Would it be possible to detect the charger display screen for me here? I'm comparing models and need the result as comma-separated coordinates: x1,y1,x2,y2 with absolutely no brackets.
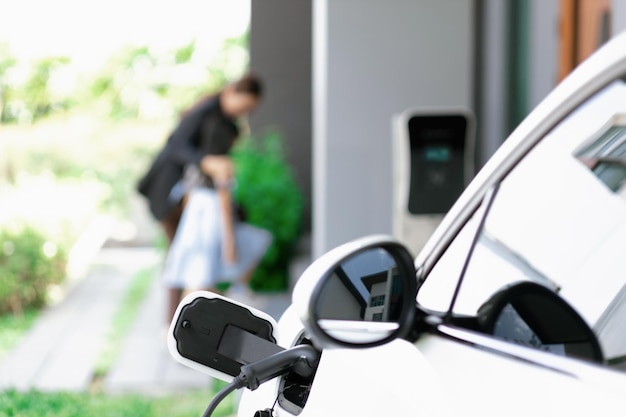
408,114,467,214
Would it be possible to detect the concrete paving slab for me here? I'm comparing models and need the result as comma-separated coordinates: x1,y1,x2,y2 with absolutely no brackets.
0,248,161,392
33,267,127,391
0,261,130,391
104,270,213,395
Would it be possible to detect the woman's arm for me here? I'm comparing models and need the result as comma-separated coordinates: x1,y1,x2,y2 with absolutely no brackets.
218,184,236,264
200,155,233,181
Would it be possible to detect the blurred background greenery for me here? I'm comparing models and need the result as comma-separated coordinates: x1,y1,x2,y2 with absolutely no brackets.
0,3,306,414
0,25,302,311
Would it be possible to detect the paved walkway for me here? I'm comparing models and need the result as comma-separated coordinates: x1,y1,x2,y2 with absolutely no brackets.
103,248,212,395
0,245,305,394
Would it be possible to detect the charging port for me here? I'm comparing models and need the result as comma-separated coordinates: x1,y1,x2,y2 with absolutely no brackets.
277,335,319,415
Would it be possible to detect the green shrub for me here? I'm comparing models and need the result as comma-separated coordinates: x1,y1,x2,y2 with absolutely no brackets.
232,132,304,291
0,389,233,417
0,308,38,360
0,226,67,314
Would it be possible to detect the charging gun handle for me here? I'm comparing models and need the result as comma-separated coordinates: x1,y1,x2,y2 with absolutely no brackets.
239,344,320,391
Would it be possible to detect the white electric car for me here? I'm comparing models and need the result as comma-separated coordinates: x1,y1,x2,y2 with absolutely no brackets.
169,30,626,417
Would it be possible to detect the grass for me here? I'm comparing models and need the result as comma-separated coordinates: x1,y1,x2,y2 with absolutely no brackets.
0,388,235,417
0,309,39,361
93,266,158,379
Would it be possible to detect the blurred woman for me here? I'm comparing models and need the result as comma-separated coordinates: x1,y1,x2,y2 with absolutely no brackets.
138,73,271,322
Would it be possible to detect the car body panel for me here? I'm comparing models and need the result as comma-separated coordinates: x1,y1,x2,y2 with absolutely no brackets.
240,329,626,417
416,330,625,417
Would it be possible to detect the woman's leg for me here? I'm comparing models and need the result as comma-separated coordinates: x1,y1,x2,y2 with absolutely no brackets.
167,288,184,324
160,203,184,324
160,203,183,244
231,224,273,288
182,287,221,299
239,264,257,286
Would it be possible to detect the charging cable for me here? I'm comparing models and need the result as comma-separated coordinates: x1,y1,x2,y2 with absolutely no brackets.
202,345,320,417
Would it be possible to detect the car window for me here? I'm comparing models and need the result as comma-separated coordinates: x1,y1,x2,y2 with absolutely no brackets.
416,207,479,312
449,80,626,367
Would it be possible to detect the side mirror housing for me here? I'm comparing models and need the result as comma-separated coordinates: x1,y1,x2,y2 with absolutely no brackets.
477,281,604,363
293,235,418,349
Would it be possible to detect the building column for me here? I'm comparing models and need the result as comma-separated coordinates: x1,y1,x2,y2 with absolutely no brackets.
313,0,475,257
249,0,313,231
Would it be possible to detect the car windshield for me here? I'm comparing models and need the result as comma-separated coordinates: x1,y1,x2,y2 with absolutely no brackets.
421,79,626,364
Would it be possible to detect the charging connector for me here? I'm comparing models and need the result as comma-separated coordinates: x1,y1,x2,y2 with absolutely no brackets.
239,344,320,390
202,345,321,417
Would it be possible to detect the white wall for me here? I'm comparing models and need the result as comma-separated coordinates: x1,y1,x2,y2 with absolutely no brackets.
529,0,559,109
614,0,626,36
313,0,475,257
478,0,509,166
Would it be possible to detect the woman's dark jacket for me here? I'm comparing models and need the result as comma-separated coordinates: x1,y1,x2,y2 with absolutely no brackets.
137,95,238,220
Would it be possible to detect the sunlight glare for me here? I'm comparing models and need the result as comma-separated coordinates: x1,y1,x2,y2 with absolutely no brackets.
0,0,250,66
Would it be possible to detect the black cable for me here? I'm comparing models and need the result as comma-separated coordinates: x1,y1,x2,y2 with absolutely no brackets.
202,375,246,417
271,383,294,413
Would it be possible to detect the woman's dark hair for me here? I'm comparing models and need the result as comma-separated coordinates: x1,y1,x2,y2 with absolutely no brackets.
180,73,264,118
232,73,263,98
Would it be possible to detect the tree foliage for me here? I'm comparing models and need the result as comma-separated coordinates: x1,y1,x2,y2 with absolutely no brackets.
0,44,17,123
0,30,249,125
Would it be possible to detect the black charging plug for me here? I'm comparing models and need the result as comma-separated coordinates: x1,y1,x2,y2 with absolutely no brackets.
239,344,320,391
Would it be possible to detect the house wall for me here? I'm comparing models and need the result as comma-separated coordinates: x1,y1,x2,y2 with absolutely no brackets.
249,0,313,230
313,0,475,257
249,0,569,258
614,1,626,34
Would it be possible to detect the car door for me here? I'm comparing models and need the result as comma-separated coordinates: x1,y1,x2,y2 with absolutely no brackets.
414,46,626,415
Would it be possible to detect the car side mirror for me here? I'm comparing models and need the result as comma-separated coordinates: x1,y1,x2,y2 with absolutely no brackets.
477,281,604,363
293,235,418,349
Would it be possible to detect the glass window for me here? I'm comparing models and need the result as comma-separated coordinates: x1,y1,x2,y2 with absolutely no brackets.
575,117,626,194
449,80,626,367
416,211,479,312
370,295,386,307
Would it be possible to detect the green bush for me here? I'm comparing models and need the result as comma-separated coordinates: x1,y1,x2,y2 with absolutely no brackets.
232,132,304,291
0,308,38,360
0,389,234,417
0,226,67,314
